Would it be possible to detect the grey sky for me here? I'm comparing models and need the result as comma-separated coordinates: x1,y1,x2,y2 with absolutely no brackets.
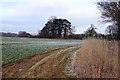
1,0,106,34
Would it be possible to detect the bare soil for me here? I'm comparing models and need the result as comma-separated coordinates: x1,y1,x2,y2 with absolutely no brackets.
2,45,80,78
3,39,117,78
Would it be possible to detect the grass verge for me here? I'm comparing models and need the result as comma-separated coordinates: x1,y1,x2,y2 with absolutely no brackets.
74,39,118,78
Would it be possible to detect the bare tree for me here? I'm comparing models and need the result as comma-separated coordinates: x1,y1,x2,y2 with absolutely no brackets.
97,1,120,39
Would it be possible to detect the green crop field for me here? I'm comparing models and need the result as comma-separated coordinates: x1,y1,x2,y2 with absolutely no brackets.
1,37,84,64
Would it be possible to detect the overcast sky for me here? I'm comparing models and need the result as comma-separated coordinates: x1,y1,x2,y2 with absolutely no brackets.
1,0,107,34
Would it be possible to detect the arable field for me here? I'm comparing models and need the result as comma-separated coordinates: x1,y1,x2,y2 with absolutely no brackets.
2,38,118,78
1,37,84,64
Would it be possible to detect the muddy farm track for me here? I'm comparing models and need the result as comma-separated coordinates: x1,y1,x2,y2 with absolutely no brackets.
3,45,80,78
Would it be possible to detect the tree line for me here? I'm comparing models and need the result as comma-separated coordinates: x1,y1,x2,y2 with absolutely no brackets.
0,23,106,40
0,19,118,40
1,0,120,40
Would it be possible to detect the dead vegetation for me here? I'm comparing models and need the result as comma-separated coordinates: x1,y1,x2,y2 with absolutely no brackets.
2,39,118,78
74,39,118,78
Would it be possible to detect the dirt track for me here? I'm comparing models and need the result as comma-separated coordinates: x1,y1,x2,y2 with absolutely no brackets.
2,45,80,78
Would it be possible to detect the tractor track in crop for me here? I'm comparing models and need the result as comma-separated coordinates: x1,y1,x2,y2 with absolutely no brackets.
2,45,81,78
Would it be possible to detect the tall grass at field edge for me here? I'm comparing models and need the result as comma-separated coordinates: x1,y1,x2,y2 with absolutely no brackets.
74,39,118,78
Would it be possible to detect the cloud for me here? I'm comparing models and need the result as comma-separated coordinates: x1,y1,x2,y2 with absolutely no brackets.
2,23,40,34
66,9,99,19
2,0,98,17
63,1,101,20
2,0,69,17
1,0,105,34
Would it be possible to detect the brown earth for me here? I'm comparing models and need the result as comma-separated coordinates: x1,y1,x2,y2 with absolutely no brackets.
2,45,80,78
3,39,118,78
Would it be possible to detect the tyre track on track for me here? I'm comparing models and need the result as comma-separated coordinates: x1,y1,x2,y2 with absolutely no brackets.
3,45,81,78
65,49,80,78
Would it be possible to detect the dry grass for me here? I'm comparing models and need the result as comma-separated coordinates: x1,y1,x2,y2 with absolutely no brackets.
74,39,118,78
